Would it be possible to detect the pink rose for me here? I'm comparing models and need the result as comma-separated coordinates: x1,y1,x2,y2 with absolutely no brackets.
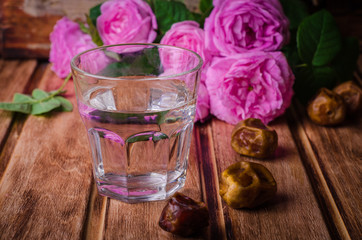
194,80,210,122
160,21,212,67
97,0,157,45
49,17,97,78
205,51,294,124
205,0,289,56
160,21,211,122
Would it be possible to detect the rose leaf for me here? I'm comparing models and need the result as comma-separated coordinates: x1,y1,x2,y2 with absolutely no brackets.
86,14,104,46
297,10,341,67
199,0,213,14
294,65,338,104
13,93,34,103
154,0,195,35
31,98,61,115
54,96,73,112
32,89,49,99
279,0,308,30
0,102,32,114
89,3,102,27
282,31,301,67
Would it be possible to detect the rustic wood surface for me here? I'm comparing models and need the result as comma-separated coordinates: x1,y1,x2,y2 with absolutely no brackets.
0,1,361,238
0,60,361,239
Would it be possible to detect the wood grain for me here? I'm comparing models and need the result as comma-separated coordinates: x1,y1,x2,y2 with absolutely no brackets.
0,66,93,239
289,101,362,240
195,122,228,240
0,60,37,146
0,61,46,179
0,59,361,239
286,61,362,239
82,183,107,240
210,118,331,240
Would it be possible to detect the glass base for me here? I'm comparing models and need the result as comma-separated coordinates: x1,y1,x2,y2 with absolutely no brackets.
95,171,186,203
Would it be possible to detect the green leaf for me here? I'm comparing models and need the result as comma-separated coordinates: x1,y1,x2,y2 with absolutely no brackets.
0,73,73,116
294,65,339,104
0,102,31,114
331,37,359,83
32,89,49,99
199,0,212,14
88,109,169,125
297,10,341,67
144,47,162,71
198,7,213,28
154,0,195,35
76,20,90,34
279,0,308,30
126,132,168,144
86,14,104,46
31,98,61,115
282,31,301,67
54,96,73,112
89,3,102,27
99,47,161,77
192,12,202,26
13,93,34,103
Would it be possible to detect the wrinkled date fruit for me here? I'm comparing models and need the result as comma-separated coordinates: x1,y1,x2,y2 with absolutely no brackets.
231,118,278,158
333,81,362,114
219,161,277,209
159,192,209,237
307,88,346,126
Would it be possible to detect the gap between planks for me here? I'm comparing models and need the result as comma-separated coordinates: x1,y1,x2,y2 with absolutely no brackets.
195,122,228,240
82,182,107,240
287,104,351,240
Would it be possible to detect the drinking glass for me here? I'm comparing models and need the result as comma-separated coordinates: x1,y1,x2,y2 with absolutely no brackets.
71,44,202,203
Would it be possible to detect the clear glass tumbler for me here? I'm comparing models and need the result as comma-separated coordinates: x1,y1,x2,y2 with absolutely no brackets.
71,44,202,203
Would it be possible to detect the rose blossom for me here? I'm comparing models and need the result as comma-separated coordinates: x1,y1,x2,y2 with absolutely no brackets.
161,21,212,67
205,51,294,124
97,0,157,45
161,21,211,122
49,17,97,78
204,0,289,56
194,80,210,122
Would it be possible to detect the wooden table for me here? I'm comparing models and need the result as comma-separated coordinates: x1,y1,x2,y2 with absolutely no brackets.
0,59,361,240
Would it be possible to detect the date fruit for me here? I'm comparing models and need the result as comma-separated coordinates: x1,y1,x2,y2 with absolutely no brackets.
333,81,362,114
219,161,277,209
159,192,209,237
307,88,346,126
231,118,278,158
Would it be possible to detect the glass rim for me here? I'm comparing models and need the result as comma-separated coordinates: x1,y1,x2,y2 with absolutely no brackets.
70,43,203,81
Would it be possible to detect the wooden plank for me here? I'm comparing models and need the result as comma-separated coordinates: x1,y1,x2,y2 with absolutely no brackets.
0,62,46,179
195,122,228,240
99,135,205,239
287,60,362,239
0,60,37,146
290,100,362,240
210,118,331,239
287,103,353,240
0,66,93,239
